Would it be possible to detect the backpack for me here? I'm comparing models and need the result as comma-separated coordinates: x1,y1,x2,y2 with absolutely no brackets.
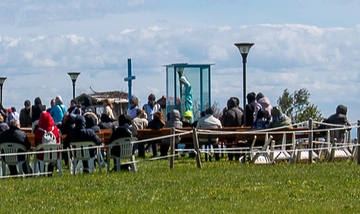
38,127,57,144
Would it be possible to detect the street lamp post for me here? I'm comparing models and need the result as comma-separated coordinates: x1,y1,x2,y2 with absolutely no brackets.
234,43,254,126
67,72,81,99
0,77,7,104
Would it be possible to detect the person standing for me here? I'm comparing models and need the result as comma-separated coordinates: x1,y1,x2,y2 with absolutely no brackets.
50,95,67,126
67,99,82,115
31,97,46,132
11,107,20,123
20,100,32,128
46,99,55,113
143,94,161,122
127,99,139,119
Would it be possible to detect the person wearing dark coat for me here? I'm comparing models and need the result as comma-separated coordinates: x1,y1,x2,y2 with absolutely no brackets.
0,120,32,175
99,113,115,131
323,104,351,143
245,92,256,127
221,98,244,161
81,96,95,113
63,115,102,172
20,100,32,127
31,97,45,123
84,112,101,133
67,99,82,115
31,97,46,132
108,114,138,158
146,111,165,157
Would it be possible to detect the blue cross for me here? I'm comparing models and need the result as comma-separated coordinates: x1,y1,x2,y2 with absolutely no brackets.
124,58,136,109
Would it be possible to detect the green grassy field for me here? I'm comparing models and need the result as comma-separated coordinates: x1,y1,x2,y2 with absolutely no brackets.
1,158,360,214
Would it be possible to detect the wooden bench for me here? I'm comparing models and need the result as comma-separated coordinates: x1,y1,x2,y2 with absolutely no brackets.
102,129,112,144
21,127,32,134
26,127,323,150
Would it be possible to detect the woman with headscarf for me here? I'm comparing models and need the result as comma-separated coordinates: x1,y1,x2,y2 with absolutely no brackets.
252,92,273,129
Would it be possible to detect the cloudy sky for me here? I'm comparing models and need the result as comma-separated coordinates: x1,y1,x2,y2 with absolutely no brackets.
0,0,359,125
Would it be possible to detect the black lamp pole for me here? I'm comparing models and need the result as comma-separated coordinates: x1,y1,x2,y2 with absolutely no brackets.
234,43,254,126
0,77,7,104
68,72,80,99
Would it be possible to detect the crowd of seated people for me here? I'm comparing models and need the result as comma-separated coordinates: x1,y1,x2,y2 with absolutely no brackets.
0,90,353,177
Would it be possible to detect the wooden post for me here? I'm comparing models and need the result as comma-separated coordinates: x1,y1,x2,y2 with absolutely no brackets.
170,127,175,169
308,119,313,163
357,120,360,165
192,128,202,169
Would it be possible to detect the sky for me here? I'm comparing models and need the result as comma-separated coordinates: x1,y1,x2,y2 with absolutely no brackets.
0,0,359,128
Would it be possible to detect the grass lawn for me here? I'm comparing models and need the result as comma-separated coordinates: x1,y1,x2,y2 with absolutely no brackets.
1,157,360,214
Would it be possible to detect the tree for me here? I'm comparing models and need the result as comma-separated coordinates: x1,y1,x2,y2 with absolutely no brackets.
277,88,322,124
211,101,223,118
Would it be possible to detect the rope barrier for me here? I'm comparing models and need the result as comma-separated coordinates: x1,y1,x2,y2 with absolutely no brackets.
0,119,359,177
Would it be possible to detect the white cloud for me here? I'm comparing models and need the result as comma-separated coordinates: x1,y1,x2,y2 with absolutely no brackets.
0,3,359,122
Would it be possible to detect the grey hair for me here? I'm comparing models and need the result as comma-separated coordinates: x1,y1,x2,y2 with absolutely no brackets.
9,119,20,129
55,95,63,104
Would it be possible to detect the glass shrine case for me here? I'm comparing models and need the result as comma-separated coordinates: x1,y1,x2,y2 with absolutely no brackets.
165,63,213,122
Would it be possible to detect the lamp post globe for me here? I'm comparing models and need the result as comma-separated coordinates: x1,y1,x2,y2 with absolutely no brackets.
234,43,254,126
68,72,81,99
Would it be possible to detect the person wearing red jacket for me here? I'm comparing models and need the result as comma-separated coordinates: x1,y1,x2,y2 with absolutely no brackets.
34,111,61,176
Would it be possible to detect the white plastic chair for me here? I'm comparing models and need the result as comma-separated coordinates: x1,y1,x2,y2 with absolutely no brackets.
250,135,274,164
0,143,30,176
107,137,138,172
33,144,63,176
271,132,295,162
69,141,101,175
